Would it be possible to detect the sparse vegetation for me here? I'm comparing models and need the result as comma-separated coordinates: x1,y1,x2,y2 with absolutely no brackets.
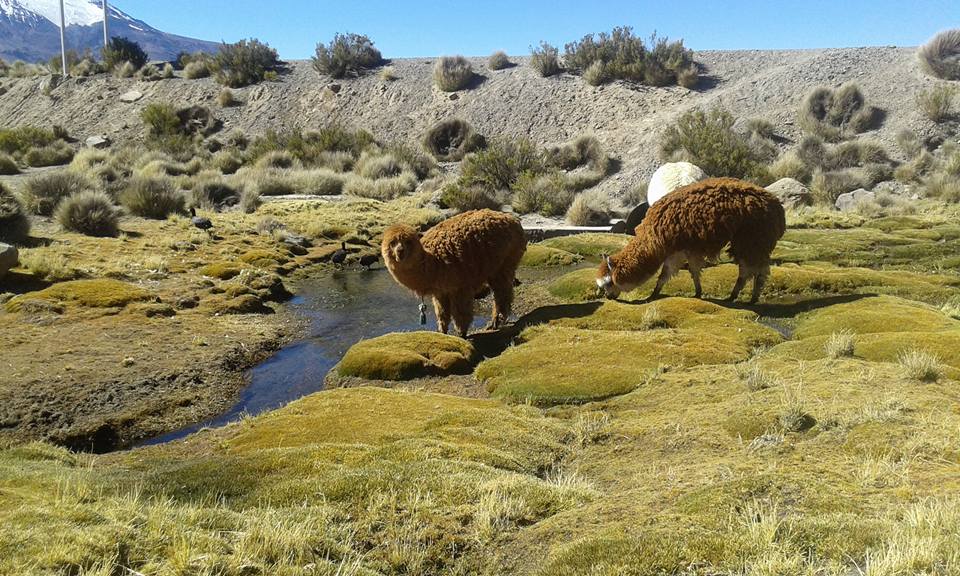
55,191,119,237
488,50,511,70
565,190,610,225
916,84,956,122
101,36,148,70
215,38,281,87
0,152,18,175
23,140,74,167
439,183,501,212
530,42,561,77
141,103,182,138
422,118,486,161
184,60,212,79
312,32,383,78
660,105,773,180
824,329,856,358
20,172,95,216
433,55,474,91
918,28,960,80
0,182,30,243
562,27,696,87
119,177,186,219
218,88,237,107
898,349,943,382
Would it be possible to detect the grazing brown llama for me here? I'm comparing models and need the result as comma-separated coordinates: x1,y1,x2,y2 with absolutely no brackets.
597,177,786,303
382,209,527,336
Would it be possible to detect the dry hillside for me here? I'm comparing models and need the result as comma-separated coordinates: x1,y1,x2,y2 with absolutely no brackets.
0,46,946,200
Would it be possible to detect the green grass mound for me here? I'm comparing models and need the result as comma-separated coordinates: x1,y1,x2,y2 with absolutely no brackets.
521,244,583,267
6,279,153,311
0,388,591,575
476,321,763,406
546,298,782,349
767,330,960,379
538,233,628,258
775,225,960,270
199,261,244,280
548,263,959,304
338,331,477,381
793,295,959,338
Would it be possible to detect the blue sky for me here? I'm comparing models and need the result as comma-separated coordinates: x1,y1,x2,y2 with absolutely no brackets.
110,0,959,59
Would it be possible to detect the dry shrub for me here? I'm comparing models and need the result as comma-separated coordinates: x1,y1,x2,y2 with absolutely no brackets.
918,29,960,80
0,182,30,243
916,84,956,122
799,84,880,140
566,191,611,225
460,138,542,191
0,153,19,175
440,183,501,212
184,61,211,79
21,172,95,216
583,60,608,86
530,42,561,77
488,51,511,70
120,177,185,219
512,172,575,216
55,191,119,237
312,32,382,78
563,27,695,87
433,56,474,91
218,88,237,107
422,119,486,162
660,105,771,180
24,141,74,167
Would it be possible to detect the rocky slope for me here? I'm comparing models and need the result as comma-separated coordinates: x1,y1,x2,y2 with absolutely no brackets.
0,46,947,199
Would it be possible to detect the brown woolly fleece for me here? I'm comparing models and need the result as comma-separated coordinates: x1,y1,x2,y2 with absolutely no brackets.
382,209,527,336
597,177,786,303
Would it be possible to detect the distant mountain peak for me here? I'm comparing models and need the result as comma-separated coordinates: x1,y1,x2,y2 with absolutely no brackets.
0,0,218,63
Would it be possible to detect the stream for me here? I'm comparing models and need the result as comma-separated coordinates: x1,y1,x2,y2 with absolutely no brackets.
141,268,489,445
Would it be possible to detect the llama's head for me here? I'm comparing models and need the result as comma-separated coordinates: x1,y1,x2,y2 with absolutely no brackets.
596,254,621,299
381,224,423,269
596,252,656,299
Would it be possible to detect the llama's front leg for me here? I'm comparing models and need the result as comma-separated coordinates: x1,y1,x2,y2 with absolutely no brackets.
432,295,451,334
487,274,515,329
451,291,475,338
687,253,705,299
728,263,751,302
749,263,771,304
650,253,684,300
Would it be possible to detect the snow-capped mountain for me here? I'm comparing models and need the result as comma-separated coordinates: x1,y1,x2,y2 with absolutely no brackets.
0,0,219,63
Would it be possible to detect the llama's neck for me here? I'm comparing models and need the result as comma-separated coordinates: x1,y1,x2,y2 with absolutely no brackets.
613,229,667,287
390,250,442,297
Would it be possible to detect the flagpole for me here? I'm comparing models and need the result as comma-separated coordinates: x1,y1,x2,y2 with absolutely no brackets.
103,0,109,48
58,0,68,76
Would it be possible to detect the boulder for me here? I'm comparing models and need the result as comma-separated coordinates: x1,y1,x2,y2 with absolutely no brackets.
84,135,111,149
872,180,910,197
119,90,143,103
0,243,17,281
766,178,813,208
836,189,875,212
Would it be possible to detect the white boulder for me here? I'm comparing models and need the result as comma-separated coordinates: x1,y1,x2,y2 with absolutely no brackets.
647,162,707,205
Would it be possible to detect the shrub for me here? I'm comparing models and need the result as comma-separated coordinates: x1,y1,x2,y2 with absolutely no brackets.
239,188,261,213
677,64,699,89
0,152,20,175
312,33,382,78
136,63,163,81
210,150,244,174
0,182,30,243
918,29,960,80
343,171,417,200
659,105,769,180
141,103,182,138
379,66,397,81
215,38,281,87
799,84,880,140
824,330,855,359
810,169,869,205
422,118,486,161
512,171,576,216
0,126,56,156
354,151,403,179
566,191,611,225
114,61,137,78
563,27,695,87
184,61,211,79
530,42,561,77
55,191,119,236
192,178,239,207
545,135,609,173
583,60,608,86
898,350,942,382
162,63,174,79
768,152,811,182
924,173,960,202
218,88,237,107
433,56,474,92
23,141,74,167
488,51,511,70
916,84,956,122
440,183,501,212
21,172,94,215
460,138,542,191
384,143,437,179
119,177,185,219
896,129,924,159
102,36,148,70
255,150,299,169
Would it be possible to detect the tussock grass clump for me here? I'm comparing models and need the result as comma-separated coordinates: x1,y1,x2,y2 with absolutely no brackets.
488,50,511,70
23,140,74,167
530,42,562,77
563,27,695,87
916,84,956,122
439,183,501,212
141,103,182,138
379,66,397,81
183,60,212,79
354,150,403,179
778,383,814,432
215,38,281,87
0,126,56,157
136,63,163,81
101,36,148,70
255,150,300,170
192,177,239,207
824,330,856,359
312,32,383,78
113,60,137,78
433,56,474,92
565,190,611,225
923,173,960,202
898,349,943,382
660,105,772,180
55,191,119,237
20,172,95,216
0,182,30,243
218,87,237,107
0,152,19,175
545,135,609,174
737,360,775,391
422,118,486,161
119,177,185,219
799,83,880,140
512,172,576,216
343,171,417,200
211,150,244,174
239,188,262,214
918,29,960,80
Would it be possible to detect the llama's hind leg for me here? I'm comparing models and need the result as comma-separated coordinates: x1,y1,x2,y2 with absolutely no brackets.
488,273,516,329
651,252,685,299
728,262,752,302
687,253,705,299
750,263,771,304
433,295,451,334
451,291,475,338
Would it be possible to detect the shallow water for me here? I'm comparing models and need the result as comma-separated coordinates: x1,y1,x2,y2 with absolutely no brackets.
141,269,488,446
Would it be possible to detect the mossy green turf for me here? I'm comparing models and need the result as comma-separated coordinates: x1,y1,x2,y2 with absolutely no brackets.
520,244,583,267
338,331,477,380
791,295,960,338
5,279,153,311
538,233,628,258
